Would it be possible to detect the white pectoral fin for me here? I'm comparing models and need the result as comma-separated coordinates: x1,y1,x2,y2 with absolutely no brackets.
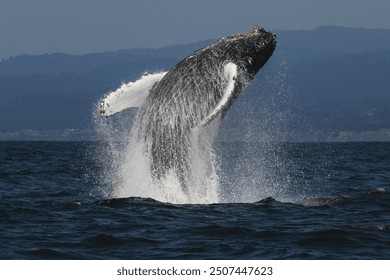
99,71,167,116
200,62,237,126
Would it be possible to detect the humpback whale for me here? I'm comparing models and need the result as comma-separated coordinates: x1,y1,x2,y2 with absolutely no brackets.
99,25,276,198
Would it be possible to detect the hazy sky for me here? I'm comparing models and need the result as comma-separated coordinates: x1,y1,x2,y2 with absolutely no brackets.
1,0,390,59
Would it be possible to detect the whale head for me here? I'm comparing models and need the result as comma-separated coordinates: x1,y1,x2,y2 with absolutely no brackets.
221,25,277,80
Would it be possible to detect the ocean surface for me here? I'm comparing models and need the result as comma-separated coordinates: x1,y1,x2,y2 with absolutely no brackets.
0,141,389,259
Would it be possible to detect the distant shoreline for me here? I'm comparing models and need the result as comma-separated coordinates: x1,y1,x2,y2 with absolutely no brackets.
1,129,389,142
1,26,390,141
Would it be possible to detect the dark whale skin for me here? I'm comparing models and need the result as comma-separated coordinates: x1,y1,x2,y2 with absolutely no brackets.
133,26,277,190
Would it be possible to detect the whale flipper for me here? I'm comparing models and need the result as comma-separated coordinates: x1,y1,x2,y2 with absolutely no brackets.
200,62,238,126
100,72,167,116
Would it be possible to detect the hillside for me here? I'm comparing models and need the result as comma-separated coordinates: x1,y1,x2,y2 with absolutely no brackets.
0,26,389,141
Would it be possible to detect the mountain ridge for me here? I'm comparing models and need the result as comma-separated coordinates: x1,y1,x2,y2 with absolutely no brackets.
1,26,389,141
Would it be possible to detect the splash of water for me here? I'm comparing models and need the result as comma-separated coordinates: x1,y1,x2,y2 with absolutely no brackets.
214,54,301,203
112,119,221,204
93,70,224,204
93,55,295,204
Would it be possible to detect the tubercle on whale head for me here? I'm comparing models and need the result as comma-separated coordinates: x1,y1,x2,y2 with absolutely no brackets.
245,24,266,37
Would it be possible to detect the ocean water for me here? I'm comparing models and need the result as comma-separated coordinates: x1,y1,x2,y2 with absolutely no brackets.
0,141,389,259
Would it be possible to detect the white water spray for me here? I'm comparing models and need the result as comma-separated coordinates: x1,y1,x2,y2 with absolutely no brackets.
94,63,291,204
94,73,224,204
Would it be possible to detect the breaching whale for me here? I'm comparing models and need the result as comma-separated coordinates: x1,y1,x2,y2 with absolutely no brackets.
99,25,276,197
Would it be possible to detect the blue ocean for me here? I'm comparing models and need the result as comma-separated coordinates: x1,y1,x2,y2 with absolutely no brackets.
0,141,389,259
